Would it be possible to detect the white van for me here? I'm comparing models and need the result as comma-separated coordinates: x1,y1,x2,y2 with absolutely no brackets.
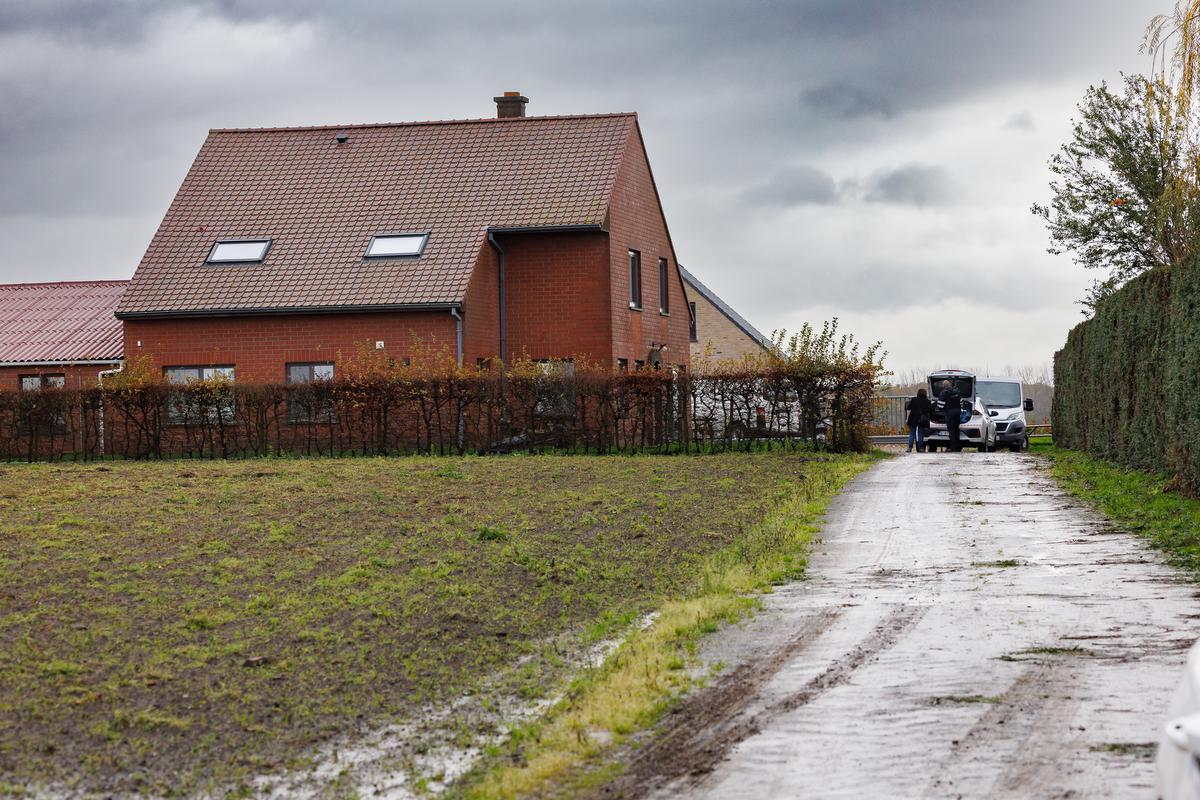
975,376,1035,452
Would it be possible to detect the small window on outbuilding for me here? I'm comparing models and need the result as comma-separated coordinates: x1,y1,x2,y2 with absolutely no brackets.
19,374,65,391
208,240,271,263
366,233,429,258
689,301,698,342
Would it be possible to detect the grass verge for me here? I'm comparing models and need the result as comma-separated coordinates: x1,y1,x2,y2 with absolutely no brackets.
0,450,873,796
452,451,881,799
1034,441,1200,575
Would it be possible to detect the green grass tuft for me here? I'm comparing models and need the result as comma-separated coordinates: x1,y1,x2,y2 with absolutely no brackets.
1037,443,1200,576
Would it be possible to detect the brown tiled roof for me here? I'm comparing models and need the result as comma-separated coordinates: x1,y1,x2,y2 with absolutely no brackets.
117,113,637,316
0,281,127,363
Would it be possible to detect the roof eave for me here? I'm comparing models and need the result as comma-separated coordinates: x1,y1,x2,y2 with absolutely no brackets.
485,223,607,235
0,358,123,367
115,302,463,320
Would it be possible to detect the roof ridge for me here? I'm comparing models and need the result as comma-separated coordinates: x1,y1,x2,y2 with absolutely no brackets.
0,280,130,290
209,111,638,135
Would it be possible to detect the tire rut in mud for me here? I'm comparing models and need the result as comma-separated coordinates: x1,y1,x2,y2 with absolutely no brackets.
590,603,928,799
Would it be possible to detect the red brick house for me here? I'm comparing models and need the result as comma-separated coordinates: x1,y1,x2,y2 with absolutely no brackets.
0,281,126,390
116,93,691,386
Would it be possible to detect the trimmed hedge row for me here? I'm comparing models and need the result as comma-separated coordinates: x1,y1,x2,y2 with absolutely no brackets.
0,367,877,461
1053,262,1200,490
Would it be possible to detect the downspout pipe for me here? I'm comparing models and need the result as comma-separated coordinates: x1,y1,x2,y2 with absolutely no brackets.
450,306,464,368
449,307,465,451
487,231,507,366
96,362,124,458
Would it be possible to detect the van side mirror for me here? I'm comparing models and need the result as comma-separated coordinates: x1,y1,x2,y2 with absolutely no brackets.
1024,398,1034,412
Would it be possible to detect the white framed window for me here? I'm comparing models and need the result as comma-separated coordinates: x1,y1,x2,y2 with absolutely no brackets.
165,366,235,384
365,233,429,258
286,363,334,384
19,374,65,391
207,240,271,263
286,362,336,423
163,366,236,424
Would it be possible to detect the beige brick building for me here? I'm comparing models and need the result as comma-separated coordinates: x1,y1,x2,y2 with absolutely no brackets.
681,266,772,365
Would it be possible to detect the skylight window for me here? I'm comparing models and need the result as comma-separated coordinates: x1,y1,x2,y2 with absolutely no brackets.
208,239,271,263
366,233,428,258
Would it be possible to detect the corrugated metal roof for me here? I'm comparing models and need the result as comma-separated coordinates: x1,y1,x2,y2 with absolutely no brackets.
679,265,773,349
117,113,637,316
0,281,127,363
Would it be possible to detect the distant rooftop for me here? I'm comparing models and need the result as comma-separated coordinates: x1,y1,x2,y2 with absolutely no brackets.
679,266,772,349
0,281,127,364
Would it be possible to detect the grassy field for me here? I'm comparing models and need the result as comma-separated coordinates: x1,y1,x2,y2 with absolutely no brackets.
0,451,871,796
1035,442,1200,575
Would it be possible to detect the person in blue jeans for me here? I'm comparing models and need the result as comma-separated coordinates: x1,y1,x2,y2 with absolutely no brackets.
905,388,932,453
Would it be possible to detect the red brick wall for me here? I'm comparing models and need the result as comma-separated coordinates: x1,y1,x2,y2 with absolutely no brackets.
498,231,612,365
122,312,458,382
606,123,691,370
462,239,501,365
0,363,119,391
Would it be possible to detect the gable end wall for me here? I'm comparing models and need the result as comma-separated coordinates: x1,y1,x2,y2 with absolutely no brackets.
606,124,690,368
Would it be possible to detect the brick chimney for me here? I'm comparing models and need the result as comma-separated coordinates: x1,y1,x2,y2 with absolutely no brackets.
494,91,529,118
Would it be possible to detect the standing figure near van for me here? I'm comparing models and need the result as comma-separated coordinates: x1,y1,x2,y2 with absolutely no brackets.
938,379,963,452
905,388,932,453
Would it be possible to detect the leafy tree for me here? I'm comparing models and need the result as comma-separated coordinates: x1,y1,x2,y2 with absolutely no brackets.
1032,73,1199,310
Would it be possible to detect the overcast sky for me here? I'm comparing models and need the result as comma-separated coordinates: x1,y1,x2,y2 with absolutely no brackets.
0,0,1158,375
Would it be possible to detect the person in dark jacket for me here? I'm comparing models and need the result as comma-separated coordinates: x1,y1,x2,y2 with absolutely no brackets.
938,379,963,452
905,388,932,453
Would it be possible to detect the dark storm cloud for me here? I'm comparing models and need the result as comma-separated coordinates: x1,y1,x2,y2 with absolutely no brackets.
743,166,839,206
801,84,894,121
862,165,956,207
0,0,1158,368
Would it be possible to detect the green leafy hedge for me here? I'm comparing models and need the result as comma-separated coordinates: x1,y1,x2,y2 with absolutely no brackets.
1054,262,1200,491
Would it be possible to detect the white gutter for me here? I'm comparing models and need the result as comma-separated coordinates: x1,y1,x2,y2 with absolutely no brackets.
450,307,464,368
96,362,124,457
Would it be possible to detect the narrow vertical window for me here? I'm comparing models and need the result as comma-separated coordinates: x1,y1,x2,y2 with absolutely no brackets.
628,250,642,309
658,258,669,314
689,301,698,342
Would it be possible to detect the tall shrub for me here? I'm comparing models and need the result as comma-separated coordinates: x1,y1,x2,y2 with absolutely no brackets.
1053,261,1200,491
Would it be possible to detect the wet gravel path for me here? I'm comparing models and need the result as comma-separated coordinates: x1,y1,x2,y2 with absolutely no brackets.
597,453,1199,799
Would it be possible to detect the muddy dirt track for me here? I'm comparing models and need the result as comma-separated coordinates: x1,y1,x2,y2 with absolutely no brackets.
593,453,1199,799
